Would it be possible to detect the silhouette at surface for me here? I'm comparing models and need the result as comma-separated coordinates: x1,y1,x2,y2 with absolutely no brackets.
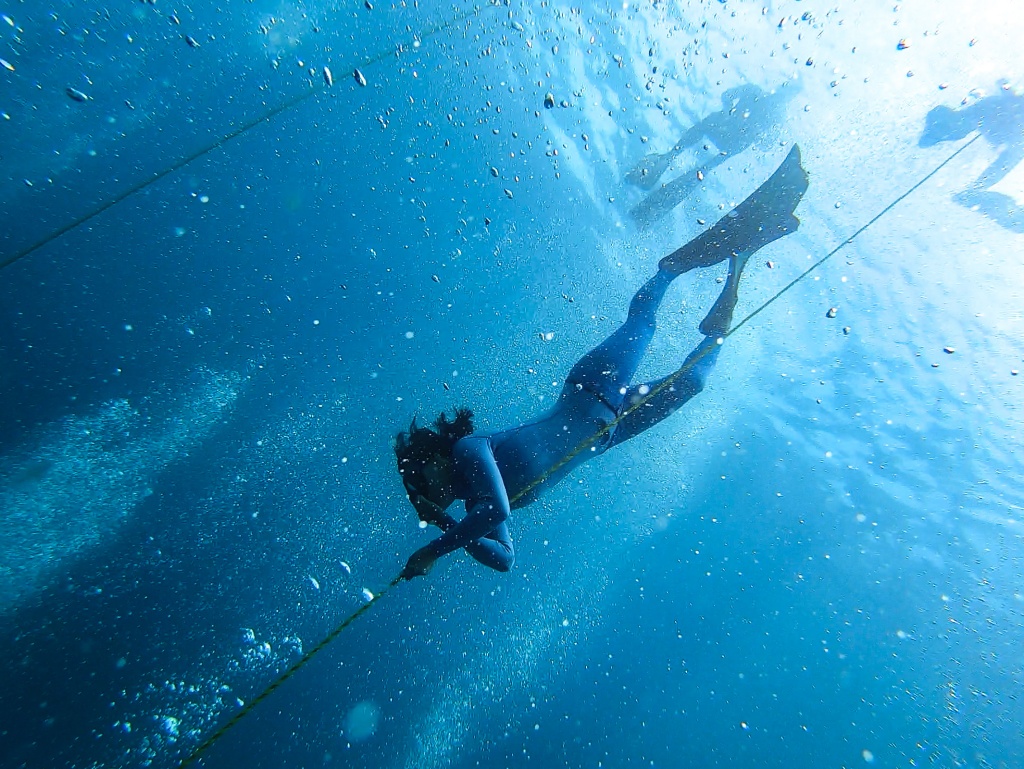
627,84,793,229
920,85,1024,233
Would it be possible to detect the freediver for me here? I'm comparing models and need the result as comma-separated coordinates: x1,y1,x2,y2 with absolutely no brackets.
627,83,793,230
919,84,1024,233
395,146,809,580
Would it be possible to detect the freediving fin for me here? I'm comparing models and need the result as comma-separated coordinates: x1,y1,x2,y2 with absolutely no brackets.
659,144,808,275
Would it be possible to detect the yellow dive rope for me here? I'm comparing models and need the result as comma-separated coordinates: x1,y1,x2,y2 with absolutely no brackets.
0,3,494,272
177,133,980,766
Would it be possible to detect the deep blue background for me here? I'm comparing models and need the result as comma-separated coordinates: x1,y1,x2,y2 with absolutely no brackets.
2,2,1022,769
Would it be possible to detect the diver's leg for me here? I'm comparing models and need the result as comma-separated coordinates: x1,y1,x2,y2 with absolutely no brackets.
608,337,721,448
560,268,675,409
607,208,776,448
630,154,727,230
659,144,808,275
699,248,750,337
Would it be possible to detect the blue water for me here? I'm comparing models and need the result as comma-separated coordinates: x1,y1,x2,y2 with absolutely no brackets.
2,2,1023,768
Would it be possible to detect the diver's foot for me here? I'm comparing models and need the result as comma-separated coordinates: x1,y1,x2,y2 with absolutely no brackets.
699,251,751,337
658,145,808,276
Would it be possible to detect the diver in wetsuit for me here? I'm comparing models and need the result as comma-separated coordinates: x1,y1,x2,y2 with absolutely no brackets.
919,85,1024,232
395,146,809,580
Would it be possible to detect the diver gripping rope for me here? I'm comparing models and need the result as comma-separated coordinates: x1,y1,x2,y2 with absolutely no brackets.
175,140,979,766
0,3,493,272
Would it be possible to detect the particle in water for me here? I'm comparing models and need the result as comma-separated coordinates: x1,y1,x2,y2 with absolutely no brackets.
826,307,838,318
344,700,381,742
543,92,555,109
353,68,367,87
943,346,955,354
161,716,181,737
843,326,851,335
323,66,333,87
897,39,910,50
340,562,351,575
308,575,320,590
0,58,13,72
184,34,199,48
66,87,89,102
504,188,514,199
490,166,499,177
361,588,374,602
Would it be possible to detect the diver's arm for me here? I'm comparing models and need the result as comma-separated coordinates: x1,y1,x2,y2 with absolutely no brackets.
670,121,708,155
464,523,514,572
401,436,512,578
431,436,511,557
414,495,514,572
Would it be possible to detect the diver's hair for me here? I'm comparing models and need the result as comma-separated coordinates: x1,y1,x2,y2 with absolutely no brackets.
394,407,475,489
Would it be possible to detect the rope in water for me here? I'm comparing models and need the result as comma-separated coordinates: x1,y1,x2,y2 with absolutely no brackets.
176,134,980,765
0,2,493,273
178,574,404,767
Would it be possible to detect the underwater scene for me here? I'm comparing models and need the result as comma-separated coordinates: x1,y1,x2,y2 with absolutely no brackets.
1,1,1022,767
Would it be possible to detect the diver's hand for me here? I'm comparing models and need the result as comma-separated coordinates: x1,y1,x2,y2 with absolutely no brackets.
400,545,438,581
